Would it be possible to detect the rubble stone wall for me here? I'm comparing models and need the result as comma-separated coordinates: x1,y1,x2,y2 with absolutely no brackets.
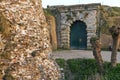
0,0,60,80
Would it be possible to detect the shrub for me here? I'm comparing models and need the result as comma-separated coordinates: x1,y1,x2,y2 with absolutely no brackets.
56,58,120,80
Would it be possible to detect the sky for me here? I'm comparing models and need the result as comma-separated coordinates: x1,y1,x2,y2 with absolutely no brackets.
42,0,120,8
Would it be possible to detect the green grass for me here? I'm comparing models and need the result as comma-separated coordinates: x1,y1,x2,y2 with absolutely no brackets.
56,59,66,69
67,59,98,74
56,58,120,80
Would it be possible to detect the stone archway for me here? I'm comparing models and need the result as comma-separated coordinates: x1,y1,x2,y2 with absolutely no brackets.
59,9,98,49
70,20,87,49
48,3,101,49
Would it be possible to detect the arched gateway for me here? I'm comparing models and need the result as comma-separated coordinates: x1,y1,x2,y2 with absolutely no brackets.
48,3,101,49
70,21,87,49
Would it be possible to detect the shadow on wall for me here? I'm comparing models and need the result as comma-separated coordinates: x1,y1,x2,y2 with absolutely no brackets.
45,15,58,50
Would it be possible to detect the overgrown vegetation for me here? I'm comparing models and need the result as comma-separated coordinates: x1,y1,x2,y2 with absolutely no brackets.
90,37,99,42
43,9,53,16
110,7,120,17
56,58,120,80
99,6,120,35
56,59,66,69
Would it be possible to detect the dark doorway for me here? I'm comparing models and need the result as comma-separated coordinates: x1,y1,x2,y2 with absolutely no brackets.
70,20,87,49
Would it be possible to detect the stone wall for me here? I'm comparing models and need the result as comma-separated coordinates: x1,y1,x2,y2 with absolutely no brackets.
100,34,120,49
0,0,60,80
45,15,57,50
100,34,112,49
48,4,101,49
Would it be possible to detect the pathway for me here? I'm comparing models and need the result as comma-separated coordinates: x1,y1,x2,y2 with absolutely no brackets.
53,50,120,63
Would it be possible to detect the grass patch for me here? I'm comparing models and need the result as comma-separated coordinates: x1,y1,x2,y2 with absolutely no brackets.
56,59,66,69
56,58,120,80
67,59,98,75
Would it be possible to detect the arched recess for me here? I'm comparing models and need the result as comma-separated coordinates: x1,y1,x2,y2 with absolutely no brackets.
70,20,87,49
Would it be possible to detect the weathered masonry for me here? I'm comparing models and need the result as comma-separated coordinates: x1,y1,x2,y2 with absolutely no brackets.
0,0,60,79
48,3,101,49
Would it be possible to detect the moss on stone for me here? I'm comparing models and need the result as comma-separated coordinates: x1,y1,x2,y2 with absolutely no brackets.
90,37,99,42
3,74,15,80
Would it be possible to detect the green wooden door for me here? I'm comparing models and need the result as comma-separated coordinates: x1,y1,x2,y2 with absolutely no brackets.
70,21,87,49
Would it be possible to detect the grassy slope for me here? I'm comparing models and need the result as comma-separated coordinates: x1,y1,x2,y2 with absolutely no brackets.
100,6,120,35
110,7,120,17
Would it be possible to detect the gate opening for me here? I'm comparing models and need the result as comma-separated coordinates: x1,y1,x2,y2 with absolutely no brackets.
70,20,87,49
